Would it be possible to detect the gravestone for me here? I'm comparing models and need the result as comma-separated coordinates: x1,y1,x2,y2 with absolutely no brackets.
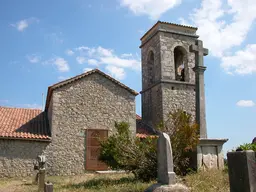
44,181,53,192
145,133,189,192
227,150,256,192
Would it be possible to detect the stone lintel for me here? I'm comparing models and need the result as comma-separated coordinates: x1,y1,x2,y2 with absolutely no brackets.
140,80,195,94
193,66,207,73
199,138,228,146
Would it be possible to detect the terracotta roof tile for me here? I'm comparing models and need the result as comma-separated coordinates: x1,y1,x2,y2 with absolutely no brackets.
136,133,158,138
0,106,50,141
136,117,158,136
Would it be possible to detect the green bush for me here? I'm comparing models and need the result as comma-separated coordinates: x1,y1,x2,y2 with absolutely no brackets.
99,110,199,181
158,109,199,175
99,122,157,182
236,143,256,151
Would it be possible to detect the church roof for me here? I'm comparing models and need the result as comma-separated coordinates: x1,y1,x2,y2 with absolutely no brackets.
0,106,149,140
45,69,139,110
140,21,198,45
0,106,51,141
136,114,159,138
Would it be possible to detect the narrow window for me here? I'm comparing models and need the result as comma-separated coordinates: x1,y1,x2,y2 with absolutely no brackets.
174,46,187,82
147,51,155,85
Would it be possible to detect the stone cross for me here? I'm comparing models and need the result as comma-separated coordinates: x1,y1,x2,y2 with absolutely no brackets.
157,133,176,185
190,40,208,138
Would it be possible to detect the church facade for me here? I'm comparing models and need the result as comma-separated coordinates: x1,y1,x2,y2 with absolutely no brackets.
0,21,227,177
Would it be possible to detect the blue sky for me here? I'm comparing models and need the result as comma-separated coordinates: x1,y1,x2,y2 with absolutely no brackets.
0,0,256,152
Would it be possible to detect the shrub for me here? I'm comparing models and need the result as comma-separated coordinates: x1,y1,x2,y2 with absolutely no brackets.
235,143,256,151
99,109,199,181
158,109,199,175
99,122,157,182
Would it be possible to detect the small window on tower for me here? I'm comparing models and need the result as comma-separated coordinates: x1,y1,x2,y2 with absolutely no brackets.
147,51,155,85
174,46,187,82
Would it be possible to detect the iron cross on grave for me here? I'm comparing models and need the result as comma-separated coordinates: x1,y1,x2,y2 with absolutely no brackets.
190,40,208,138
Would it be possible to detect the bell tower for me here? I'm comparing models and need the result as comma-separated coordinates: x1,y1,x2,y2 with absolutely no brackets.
140,21,198,127
140,21,228,171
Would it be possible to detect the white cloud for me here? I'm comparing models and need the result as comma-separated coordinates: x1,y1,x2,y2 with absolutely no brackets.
58,76,69,81
76,56,86,64
88,59,99,66
97,46,113,57
11,17,39,32
186,0,256,58
74,45,140,79
236,100,255,107
105,65,126,80
221,44,256,75
54,58,69,72
100,56,140,71
21,103,42,109
120,0,182,20
121,53,133,58
181,0,256,75
43,57,69,72
66,49,74,56
75,45,141,71
26,54,41,63
83,68,93,72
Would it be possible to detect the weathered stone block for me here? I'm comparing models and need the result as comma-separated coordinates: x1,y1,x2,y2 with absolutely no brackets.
44,182,53,192
227,150,256,192
145,183,189,192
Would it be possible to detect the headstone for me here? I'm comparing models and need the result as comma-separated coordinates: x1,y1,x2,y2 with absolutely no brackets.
157,133,176,185
44,182,53,192
145,133,189,192
227,150,256,192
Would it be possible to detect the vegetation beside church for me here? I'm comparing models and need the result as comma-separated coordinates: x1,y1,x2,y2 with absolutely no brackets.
99,109,199,181
235,143,256,151
99,122,157,182
158,109,199,175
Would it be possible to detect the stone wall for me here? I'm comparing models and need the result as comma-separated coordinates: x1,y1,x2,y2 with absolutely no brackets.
45,73,136,175
0,139,48,177
141,28,197,126
159,31,197,83
141,33,162,125
162,83,196,122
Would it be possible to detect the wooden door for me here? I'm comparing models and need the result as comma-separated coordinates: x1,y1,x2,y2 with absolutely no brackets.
85,129,108,171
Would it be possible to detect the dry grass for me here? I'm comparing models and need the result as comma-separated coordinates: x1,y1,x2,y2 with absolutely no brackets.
0,173,153,192
0,170,229,192
184,169,229,192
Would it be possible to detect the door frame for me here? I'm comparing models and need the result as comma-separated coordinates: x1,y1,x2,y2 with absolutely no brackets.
85,129,108,171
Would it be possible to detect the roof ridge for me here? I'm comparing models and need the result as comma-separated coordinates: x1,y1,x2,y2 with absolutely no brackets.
140,20,197,41
0,106,42,111
45,68,138,110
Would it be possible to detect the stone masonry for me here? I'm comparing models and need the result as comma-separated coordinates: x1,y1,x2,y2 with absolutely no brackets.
44,72,136,175
0,71,136,177
140,21,228,171
0,139,48,177
140,22,198,127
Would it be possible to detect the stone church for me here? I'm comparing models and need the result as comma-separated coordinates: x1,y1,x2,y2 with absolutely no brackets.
0,21,227,177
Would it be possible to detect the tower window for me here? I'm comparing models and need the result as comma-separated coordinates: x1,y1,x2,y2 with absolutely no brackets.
147,51,155,85
174,46,187,82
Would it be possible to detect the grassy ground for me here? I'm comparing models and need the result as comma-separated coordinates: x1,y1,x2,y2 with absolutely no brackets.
0,170,229,192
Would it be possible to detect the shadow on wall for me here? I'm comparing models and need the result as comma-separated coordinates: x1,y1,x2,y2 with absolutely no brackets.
15,111,50,137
